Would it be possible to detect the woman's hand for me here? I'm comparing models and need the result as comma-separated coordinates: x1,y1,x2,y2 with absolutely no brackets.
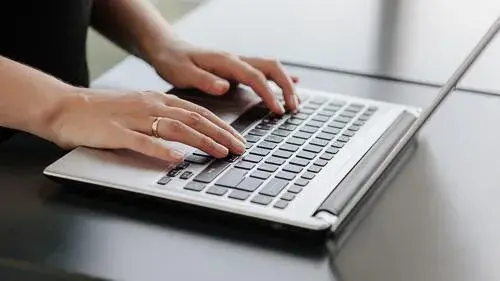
47,88,246,163
149,40,300,114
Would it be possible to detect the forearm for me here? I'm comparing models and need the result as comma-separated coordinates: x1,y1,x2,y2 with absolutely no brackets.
90,0,178,64
0,56,74,140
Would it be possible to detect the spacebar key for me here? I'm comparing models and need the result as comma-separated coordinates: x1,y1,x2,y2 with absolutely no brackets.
193,160,231,183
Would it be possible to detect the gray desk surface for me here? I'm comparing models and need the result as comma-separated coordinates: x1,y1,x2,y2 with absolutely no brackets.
175,0,500,95
2,2,500,281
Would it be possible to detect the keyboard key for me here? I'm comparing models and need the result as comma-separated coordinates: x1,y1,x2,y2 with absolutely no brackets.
228,190,252,201
292,113,310,120
265,135,284,143
193,150,212,158
316,132,335,141
257,141,277,150
259,178,289,196
249,148,270,157
329,100,347,107
243,154,264,163
250,170,272,180
235,160,256,170
185,155,212,164
176,162,190,170
328,121,346,129
320,153,335,160
304,103,321,110
245,142,254,149
283,164,303,174
279,124,298,131
184,181,206,192
299,125,318,134
288,185,303,194
265,156,286,166
257,163,279,172
348,125,361,131
236,177,264,192
279,143,300,152
322,127,341,135
342,131,355,137
362,111,374,117
310,97,328,104
272,129,291,137
318,110,336,117
248,129,267,136
337,136,350,143
353,120,365,126
180,171,193,180
286,137,306,146
251,194,274,205
307,165,322,173
293,131,313,140
193,160,231,183
157,176,171,185
301,172,316,180
299,108,315,114
345,106,362,113
297,151,316,160
290,157,310,167
367,106,378,112
215,168,247,187
358,115,369,121
256,124,272,130
310,138,329,147
224,154,240,162
312,115,330,122
303,144,322,153
275,171,296,180
206,186,229,196
281,192,296,201
340,111,356,118
244,134,260,143
168,168,183,177
306,120,324,128
350,103,364,108
273,150,293,159
326,147,339,154
314,159,328,167
285,118,303,125
294,178,310,186
273,200,289,209
334,117,351,123
331,141,345,148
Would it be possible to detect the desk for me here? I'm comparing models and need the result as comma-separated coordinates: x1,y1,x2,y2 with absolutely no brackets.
2,2,500,281
175,0,500,95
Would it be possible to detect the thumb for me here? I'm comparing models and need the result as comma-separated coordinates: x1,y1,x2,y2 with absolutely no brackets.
188,67,230,95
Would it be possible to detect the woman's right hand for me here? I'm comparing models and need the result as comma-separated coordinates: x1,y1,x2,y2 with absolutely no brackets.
47,88,246,163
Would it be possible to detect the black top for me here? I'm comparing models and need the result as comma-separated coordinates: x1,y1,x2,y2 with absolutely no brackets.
0,0,93,141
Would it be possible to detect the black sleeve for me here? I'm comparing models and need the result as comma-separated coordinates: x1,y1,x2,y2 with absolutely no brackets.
0,127,16,143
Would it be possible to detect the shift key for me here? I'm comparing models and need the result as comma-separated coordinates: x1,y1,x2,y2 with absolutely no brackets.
193,160,231,183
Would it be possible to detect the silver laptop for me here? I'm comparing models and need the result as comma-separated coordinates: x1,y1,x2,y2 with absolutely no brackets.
43,17,499,243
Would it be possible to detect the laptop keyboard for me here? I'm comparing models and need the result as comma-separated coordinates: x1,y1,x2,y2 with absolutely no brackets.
156,95,378,210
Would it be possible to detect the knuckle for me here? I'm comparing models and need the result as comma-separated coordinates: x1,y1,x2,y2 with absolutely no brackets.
216,129,228,142
167,120,185,134
196,105,212,118
186,111,202,126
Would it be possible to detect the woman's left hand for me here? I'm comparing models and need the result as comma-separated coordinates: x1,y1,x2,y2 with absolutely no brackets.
150,40,300,115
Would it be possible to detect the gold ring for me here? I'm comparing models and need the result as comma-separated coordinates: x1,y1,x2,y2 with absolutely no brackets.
151,117,161,138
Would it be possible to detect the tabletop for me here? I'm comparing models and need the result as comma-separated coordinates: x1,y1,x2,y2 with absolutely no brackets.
174,0,500,95
2,1,500,281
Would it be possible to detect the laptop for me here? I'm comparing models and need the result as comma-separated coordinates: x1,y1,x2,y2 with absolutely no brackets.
43,17,500,244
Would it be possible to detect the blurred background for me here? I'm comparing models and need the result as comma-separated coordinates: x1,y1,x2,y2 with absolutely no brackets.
86,0,206,80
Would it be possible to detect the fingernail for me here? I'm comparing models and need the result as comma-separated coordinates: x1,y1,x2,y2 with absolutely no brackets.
234,140,246,155
170,150,184,162
213,80,229,94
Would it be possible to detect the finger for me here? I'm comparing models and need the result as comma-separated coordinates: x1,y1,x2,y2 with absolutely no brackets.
164,95,246,143
195,54,285,114
157,118,229,158
122,130,185,163
243,57,299,112
184,66,231,96
159,106,245,155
